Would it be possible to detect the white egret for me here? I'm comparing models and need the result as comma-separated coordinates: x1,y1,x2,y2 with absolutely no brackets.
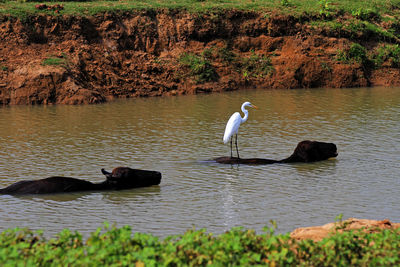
223,101,258,158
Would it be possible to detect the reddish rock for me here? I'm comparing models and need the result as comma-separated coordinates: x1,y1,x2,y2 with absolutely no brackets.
35,4,63,12
35,4,48,10
290,218,400,242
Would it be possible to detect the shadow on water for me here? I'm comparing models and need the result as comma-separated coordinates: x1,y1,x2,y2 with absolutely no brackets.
199,157,337,173
6,186,161,203
287,158,338,176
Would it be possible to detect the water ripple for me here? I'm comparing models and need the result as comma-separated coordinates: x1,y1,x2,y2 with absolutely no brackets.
0,87,399,238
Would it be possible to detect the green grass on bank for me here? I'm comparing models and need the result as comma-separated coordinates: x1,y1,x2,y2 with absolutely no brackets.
1,0,400,17
0,223,399,266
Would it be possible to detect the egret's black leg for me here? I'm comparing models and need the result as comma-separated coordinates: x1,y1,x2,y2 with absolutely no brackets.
230,137,233,158
235,134,240,159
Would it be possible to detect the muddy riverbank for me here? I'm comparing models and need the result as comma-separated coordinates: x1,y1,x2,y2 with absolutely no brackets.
1,10,400,105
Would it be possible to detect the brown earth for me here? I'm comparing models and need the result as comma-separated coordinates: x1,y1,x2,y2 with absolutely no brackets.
1,10,400,105
290,218,400,242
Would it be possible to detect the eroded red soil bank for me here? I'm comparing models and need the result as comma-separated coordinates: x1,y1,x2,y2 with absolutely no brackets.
1,10,400,105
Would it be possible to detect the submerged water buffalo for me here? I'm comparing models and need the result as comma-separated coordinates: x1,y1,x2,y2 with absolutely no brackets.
215,140,338,164
0,167,161,195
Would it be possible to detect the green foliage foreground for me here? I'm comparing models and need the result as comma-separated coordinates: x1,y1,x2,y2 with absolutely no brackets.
0,224,399,266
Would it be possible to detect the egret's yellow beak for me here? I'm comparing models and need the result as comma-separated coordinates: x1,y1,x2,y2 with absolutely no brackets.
252,105,258,109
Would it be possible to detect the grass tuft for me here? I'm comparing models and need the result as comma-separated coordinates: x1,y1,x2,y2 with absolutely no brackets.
42,53,70,70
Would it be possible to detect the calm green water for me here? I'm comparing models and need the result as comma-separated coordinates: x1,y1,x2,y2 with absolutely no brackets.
0,87,399,238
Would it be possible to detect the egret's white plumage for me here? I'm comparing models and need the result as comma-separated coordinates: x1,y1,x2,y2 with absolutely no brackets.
223,101,257,158
223,112,243,144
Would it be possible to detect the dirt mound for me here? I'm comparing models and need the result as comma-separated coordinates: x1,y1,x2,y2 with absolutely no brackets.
290,218,400,241
1,11,399,105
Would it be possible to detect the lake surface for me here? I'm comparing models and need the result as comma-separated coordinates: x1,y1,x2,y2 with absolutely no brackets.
0,87,399,238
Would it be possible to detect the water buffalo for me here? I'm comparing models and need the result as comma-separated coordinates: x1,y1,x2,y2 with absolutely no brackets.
215,140,338,164
0,167,161,195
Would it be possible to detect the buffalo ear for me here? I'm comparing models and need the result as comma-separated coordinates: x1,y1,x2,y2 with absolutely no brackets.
101,168,113,179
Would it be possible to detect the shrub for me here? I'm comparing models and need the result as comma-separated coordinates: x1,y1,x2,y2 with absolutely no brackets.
372,44,400,67
179,51,219,83
218,45,236,65
239,51,274,78
281,0,291,7
348,43,368,63
336,43,369,65
352,8,381,22
318,0,331,15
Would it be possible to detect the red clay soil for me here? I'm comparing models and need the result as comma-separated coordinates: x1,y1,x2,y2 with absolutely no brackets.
290,218,400,242
1,10,400,105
